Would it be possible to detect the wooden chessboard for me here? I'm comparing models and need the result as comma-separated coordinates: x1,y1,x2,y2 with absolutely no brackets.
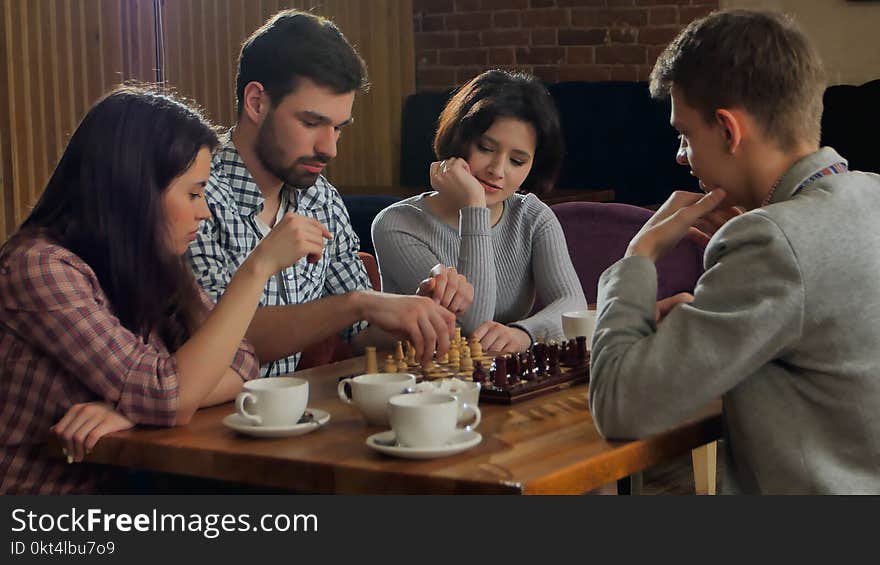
477,357,590,404
412,341,591,405
352,337,591,405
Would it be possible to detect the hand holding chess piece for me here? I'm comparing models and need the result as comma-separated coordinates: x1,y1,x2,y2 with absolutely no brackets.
355,293,455,366
249,212,332,270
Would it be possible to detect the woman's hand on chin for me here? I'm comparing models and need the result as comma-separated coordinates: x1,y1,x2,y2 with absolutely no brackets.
429,158,486,209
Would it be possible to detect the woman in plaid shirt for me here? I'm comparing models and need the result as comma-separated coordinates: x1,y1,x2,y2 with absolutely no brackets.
0,87,328,493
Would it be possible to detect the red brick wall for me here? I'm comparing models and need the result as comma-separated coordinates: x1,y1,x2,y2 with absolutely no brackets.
413,0,719,91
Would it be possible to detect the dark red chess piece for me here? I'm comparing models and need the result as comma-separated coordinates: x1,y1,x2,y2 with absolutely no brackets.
548,342,560,376
575,335,588,362
472,361,487,383
534,344,547,375
508,354,520,378
494,356,508,388
526,350,537,378
519,352,533,380
560,341,572,365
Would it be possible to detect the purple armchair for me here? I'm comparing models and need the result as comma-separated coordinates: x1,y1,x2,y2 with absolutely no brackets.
551,201,706,304
552,201,716,494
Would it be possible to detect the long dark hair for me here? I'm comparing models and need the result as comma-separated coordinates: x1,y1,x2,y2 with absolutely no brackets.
433,70,564,194
12,85,218,351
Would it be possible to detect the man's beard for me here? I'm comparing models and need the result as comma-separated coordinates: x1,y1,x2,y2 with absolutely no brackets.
255,114,326,189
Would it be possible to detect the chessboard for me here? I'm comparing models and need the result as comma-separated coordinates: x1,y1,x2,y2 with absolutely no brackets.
359,329,591,405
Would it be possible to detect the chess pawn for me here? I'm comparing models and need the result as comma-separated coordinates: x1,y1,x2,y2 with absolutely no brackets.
449,346,460,366
459,353,474,373
384,355,398,374
394,341,405,363
365,346,378,374
460,344,471,361
438,350,449,364
405,341,417,365
426,362,445,380
397,358,409,373
469,338,483,359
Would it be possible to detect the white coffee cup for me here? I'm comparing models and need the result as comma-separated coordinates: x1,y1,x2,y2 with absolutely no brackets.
235,377,308,427
562,310,598,345
388,392,481,448
337,373,417,426
447,380,481,425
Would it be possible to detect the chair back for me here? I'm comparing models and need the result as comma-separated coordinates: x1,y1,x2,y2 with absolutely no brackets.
358,251,381,293
552,201,705,304
342,195,403,255
296,252,381,371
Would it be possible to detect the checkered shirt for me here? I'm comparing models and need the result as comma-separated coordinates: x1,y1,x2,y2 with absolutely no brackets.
0,235,260,493
189,132,370,377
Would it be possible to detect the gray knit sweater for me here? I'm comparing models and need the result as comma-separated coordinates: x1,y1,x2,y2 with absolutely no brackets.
371,192,587,340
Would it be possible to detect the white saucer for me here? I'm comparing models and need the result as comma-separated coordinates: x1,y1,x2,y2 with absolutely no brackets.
223,409,330,438
366,429,482,459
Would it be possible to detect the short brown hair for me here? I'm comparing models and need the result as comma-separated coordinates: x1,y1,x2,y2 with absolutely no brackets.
433,70,564,194
236,10,369,115
649,10,824,149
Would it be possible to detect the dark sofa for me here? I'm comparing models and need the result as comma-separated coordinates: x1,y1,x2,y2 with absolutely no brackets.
400,79,880,206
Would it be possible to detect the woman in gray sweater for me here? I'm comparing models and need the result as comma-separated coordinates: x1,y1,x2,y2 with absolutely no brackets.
372,70,586,352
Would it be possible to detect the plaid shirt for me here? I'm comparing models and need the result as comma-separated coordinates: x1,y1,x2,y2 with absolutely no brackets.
0,235,259,494
189,132,370,377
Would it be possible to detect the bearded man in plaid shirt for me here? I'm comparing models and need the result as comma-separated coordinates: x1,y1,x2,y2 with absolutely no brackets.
190,11,472,377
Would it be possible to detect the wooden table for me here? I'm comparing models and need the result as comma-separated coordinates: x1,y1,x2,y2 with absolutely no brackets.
85,356,721,494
